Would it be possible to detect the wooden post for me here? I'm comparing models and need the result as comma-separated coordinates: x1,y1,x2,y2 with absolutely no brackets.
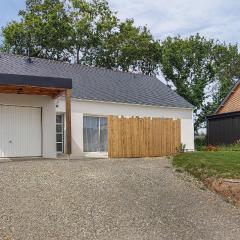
65,89,72,155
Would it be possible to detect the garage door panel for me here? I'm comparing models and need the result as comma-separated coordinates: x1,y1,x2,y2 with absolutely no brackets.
0,105,14,157
0,105,42,157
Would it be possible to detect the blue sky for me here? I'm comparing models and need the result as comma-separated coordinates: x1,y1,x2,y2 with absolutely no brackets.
1,0,240,44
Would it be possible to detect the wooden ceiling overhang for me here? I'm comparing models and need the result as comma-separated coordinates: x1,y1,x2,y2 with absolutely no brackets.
0,73,72,98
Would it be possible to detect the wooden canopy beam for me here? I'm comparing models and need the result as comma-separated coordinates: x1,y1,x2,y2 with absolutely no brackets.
0,85,65,98
65,89,72,155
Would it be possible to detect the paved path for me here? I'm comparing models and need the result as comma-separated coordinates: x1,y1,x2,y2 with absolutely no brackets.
0,158,239,240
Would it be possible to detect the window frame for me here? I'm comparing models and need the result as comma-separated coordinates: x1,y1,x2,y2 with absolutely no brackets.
56,114,64,153
83,115,108,153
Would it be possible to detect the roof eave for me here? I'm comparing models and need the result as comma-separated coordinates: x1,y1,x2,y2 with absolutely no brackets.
71,97,195,110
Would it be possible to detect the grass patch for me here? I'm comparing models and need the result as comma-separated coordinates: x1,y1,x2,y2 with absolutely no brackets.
216,144,240,151
173,151,240,180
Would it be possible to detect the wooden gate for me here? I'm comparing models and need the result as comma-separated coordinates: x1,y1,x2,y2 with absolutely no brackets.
108,116,181,158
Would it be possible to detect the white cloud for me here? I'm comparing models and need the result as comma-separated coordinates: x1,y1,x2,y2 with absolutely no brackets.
108,0,240,44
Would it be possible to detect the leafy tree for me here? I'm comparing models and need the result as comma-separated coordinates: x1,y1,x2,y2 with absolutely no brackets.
160,34,240,132
68,0,119,64
3,0,72,60
195,43,240,130
212,43,240,102
1,21,27,54
68,1,160,73
2,0,160,74
92,19,161,74
160,35,215,108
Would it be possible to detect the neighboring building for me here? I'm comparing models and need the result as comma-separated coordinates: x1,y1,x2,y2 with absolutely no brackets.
207,80,240,145
0,53,194,158
216,80,240,114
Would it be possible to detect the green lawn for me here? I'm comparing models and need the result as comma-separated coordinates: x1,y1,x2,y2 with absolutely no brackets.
173,151,240,180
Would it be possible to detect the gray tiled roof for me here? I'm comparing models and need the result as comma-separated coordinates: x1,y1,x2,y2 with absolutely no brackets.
0,53,193,109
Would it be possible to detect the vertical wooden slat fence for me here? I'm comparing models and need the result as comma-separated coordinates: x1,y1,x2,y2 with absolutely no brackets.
108,116,181,158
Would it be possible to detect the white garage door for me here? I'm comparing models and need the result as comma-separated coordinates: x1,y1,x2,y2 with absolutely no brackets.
0,105,42,157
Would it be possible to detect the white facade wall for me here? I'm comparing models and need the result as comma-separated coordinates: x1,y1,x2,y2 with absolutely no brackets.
0,93,56,158
57,98,194,157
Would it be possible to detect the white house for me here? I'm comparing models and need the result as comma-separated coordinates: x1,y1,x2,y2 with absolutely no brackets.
0,53,194,158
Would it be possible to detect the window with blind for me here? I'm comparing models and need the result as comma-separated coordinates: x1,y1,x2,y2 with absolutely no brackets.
83,116,108,152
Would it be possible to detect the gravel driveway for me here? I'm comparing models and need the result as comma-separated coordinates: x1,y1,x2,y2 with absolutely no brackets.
0,157,240,240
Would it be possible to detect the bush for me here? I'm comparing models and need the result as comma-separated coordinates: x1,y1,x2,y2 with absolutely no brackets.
195,136,207,151
216,143,240,151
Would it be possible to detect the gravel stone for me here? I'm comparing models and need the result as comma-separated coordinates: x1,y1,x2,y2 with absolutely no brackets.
0,157,239,240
